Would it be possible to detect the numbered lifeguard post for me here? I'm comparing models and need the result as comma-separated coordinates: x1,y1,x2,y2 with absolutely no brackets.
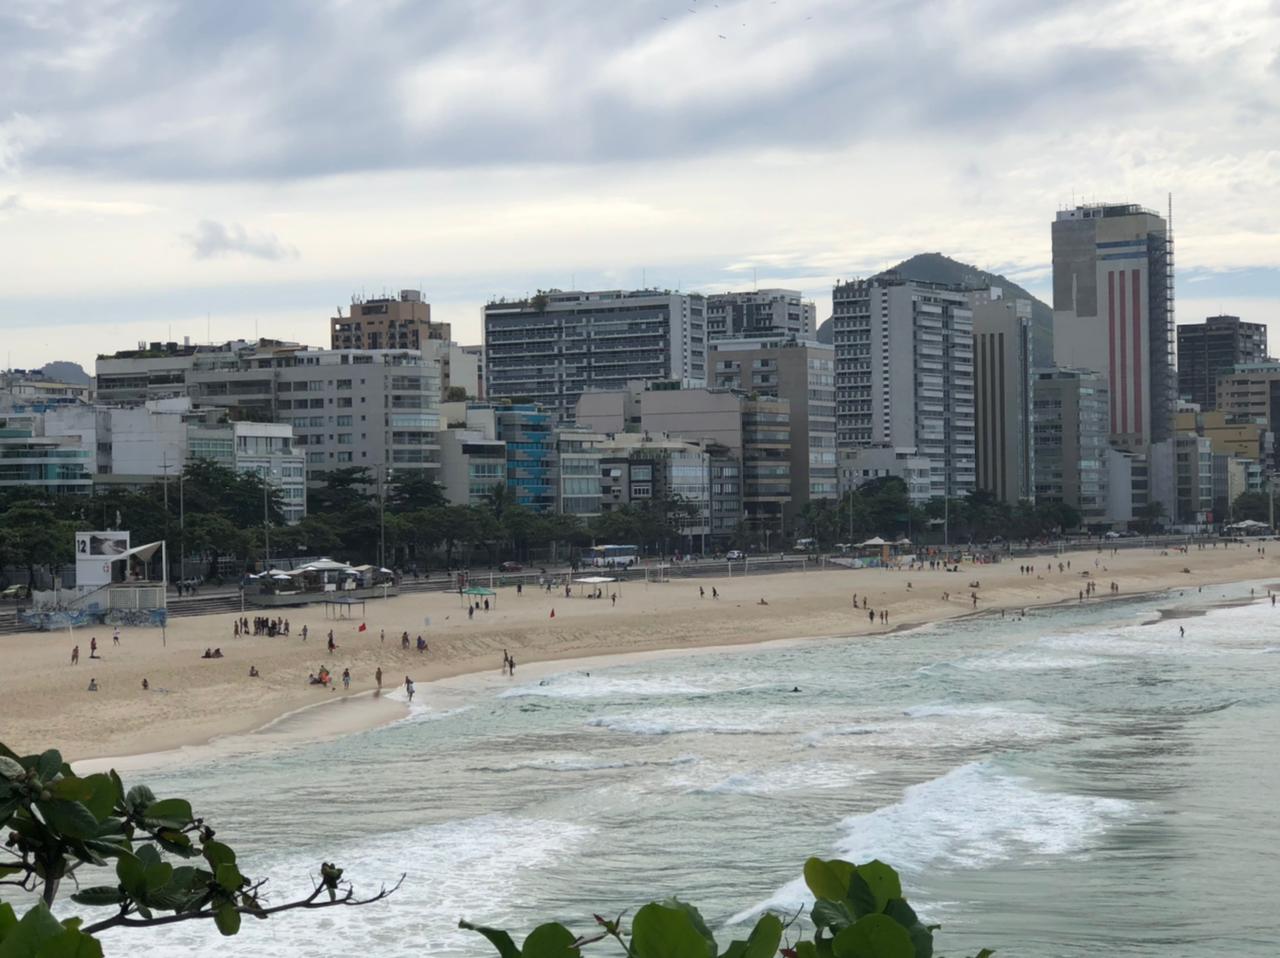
73,531,167,624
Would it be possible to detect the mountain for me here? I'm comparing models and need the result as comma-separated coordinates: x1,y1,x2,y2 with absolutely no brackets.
40,361,92,385
815,253,1053,365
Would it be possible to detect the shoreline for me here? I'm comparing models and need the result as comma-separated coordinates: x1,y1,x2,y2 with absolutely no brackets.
2,547,1271,767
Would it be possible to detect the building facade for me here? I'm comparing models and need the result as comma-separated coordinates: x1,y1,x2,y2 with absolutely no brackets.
1177,315,1268,411
331,289,449,351
837,446,934,504
1033,368,1110,524
1051,202,1176,448
710,337,837,518
832,276,976,499
483,289,707,421
969,287,1035,504
186,344,440,482
705,289,815,341
0,414,93,495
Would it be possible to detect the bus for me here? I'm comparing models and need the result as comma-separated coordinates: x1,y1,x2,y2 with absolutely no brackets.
583,544,639,568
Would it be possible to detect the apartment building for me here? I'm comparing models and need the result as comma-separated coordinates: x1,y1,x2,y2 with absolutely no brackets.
185,344,440,481
330,289,450,351
1177,315,1268,411
483,289,707,421
832,275,976,499
705,289,815,341
969,287,1035,504
711,337,837,518
1033,368,1110,524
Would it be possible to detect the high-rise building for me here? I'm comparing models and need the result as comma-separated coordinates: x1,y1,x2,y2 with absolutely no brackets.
331,290,450,351
837,446,934,505
1051,202,1176,448
96,340,204,405
1176,315,1268,410
0,413,93,495
483,289,707,422
705,290,815,341
832,276,976,500
969,287,1035,504
710,337,837,517
1033,368,1110,524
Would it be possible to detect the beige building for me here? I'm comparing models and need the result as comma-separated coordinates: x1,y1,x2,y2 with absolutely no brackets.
710,337,837,518
331,289,450,351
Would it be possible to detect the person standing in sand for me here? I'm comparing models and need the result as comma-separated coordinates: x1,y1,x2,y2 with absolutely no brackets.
71,644,79,665
375,667,382,689
112,627,120,647
404,676,415,701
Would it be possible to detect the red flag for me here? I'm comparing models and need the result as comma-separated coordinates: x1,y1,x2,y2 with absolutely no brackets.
358,623,367,632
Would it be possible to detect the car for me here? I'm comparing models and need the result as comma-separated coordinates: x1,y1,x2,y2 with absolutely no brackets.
1103,531,1121,540
499,561,523,572
1,584,30,601
726,550,746,561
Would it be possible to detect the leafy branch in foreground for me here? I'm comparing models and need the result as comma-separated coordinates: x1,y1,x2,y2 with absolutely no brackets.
0,741,400,956
462,857,993,958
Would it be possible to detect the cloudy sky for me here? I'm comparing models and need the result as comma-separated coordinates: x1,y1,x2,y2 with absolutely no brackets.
2,0,1278,369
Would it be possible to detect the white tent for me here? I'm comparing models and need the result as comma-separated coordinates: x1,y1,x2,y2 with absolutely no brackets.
300,558,352,572
859,536,888,547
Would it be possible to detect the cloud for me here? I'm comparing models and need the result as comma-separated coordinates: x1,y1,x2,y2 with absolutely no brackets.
0,193,20,212
0,112,47,172
185,219,297,261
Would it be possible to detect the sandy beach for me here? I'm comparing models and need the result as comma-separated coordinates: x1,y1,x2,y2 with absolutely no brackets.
0,544,1271,763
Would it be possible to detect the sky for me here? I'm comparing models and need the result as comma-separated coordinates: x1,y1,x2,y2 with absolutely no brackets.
2,0,1279,370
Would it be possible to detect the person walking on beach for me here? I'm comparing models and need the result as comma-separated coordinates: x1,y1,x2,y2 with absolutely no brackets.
508,655,516,676
342,668,351,690
90,637,98,659
112,626,120,647
380,628,385,644
699,586,705,598
404,677,415,702
502,650,510,675
328,635,336,654
301,624,308,641
71,644,79,665
712,587,719,599
375,667,383,689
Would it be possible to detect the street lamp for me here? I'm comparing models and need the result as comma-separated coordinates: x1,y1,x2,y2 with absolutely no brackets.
261,466,278,568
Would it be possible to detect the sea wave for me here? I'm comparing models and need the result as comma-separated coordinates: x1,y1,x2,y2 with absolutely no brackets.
730,761,1135,923
467,754,701,774
586,710,787,736
500,673,711,700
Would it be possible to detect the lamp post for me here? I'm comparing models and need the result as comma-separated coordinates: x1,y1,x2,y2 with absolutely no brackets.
179,474,185,592
262,467,272,569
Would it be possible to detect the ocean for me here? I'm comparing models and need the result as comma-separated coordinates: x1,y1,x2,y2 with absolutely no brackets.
100,579,1280,956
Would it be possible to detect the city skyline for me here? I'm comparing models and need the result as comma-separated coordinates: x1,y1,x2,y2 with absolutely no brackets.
2,0,1278,369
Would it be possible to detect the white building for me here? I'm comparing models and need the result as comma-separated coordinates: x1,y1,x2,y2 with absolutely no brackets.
832,275,976,499
838,446,934,504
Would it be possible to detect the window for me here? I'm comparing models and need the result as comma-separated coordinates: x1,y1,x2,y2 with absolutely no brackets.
337,452,353,462
337,415,352,426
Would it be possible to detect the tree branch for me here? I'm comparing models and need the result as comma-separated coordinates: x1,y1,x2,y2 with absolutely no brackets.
81,874,404,936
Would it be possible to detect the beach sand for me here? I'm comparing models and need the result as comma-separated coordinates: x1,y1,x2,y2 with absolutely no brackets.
0,544,1270,763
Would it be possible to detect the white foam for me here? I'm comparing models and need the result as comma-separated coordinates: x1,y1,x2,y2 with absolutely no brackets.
469,753,700,774
949,649,1108,672
586,708,787,736
685,760,875,795
102,814,594,956
500,672,711,700
803,704,1065,750
732,761,1134,923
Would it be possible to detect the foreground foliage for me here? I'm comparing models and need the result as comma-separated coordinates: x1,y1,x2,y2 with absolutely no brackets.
463,857,992,958
0,741,398,956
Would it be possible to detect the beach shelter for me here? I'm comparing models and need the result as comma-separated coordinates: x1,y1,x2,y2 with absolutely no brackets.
572,575,618,598
461,585,497,609
858,536,888,547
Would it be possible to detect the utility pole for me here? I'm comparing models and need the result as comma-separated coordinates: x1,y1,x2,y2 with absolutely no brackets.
179,475,185,591
262,469,271,568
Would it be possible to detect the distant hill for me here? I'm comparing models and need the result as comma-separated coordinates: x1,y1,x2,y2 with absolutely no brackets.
815,253,1053,365
40,361,91,385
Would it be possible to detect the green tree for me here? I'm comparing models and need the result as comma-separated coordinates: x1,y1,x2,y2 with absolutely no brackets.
1229,491,1271,524
0,502,76,586
307,467,374,515
386,472,446,513
1133,499,1168,535
0,742,398,955
444,385,470,402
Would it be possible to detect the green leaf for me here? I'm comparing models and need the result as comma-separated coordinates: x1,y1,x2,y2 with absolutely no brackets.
795,943,819,958
215,862,243,892
883,900,931,958
458,920,521,958
202,840,236,868
740,914,782,958
804,858,856,903
812,898,857,934
124,785,156,812
658,898,717,957
34,751,63,783
213,904,241,937
33,925,104,958
0,757,26,782
631,903,712,958
854,862,902,914
969,951,996,958
0,801,18,830
0,903,66,958
135,845,161,868
843,872,877,919
0,865,24,880
143,798,193,827
37,800,99,840
115,853,145,898
69,887,125,908
520,922,579,958
0,902,16,938
831,915,915,958
78,775,121,823
146,862,175,893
